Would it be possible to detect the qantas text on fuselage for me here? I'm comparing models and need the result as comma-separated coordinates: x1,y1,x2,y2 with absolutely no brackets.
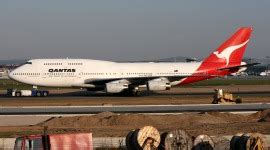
48,69,76,73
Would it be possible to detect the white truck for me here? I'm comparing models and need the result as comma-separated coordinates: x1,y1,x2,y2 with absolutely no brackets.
6,89,49,97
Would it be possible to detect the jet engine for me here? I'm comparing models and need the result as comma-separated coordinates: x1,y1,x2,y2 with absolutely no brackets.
147,78,171,91
105,82,129,93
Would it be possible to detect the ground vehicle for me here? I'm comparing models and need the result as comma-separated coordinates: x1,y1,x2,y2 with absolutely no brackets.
212,89,242,104
6,89,49,97
14,133,93,150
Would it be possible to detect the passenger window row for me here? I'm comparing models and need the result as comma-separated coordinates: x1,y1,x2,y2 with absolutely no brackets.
82,73,117,75
45,73,75,75
43,63,83,65
13,73,40,76
68,63,83,65
44,63,62,65
81,72,191,75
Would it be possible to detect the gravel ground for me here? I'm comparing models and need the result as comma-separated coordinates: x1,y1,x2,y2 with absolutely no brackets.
0,85,269,138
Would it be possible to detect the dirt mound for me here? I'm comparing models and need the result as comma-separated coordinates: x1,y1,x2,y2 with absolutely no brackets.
258,109,270,122
0,112,267,137
95,111,116,119
40,112,251,128
38,112,260,130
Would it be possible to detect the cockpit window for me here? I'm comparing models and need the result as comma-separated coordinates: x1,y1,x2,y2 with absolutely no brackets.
25,62,32,65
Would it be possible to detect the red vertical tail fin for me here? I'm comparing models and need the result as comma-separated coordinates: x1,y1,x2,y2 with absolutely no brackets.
200,27,252,70
179,27,253,85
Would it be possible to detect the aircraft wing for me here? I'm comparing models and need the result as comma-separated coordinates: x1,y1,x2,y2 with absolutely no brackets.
83,72,216,86
84,76,186,86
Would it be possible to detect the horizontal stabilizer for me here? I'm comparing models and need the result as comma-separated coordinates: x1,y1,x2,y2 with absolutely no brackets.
217,63,260,71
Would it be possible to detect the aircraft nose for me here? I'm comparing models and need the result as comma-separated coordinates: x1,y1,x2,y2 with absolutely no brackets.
8,71,14,80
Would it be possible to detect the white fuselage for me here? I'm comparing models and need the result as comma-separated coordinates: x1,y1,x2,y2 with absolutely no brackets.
8,27,253,93
9,59,201,87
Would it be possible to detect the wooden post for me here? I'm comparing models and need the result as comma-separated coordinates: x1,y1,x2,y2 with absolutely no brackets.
43,126,49,150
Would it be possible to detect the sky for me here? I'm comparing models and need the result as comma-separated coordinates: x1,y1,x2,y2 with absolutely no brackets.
1,0,270,61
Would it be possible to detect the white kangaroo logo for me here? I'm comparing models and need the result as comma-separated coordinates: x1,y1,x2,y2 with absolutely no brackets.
213,40,249,66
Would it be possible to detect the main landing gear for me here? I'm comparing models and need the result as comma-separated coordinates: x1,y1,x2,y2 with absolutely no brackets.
122,87,141,96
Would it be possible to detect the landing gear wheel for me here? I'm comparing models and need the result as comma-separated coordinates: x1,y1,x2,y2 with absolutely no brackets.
43,91,48,97
132,90,140,96
36,92,41,97
121,89,140,96
15,92,21,97
130,87,140,96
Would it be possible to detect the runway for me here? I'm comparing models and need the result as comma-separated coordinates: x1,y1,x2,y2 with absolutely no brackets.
1,85,270,107
0,103,269,115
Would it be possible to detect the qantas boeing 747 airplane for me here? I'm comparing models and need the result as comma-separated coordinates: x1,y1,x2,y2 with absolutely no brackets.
9,27,257,95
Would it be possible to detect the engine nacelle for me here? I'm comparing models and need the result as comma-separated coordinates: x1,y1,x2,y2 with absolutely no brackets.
105,83,128,93
147,78,171,91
